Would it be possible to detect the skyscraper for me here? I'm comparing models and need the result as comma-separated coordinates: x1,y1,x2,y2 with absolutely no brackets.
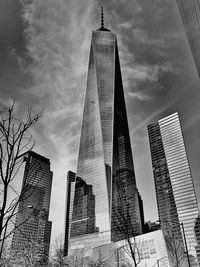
64,171,76,257
70,176,97,238
194,216,200,265
176,0,200,78
64,171,97,256
9,151,53,265
65,9,142,253
148,112,200,266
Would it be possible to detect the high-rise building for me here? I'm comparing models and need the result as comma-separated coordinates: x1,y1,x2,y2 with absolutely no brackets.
70,176,97,237
148,112,200,266
194,216,200,265
65,9,143,254
9,151,53,266
176,0,200,78
64,171,76,257
138,192,145,233
64,171,97,256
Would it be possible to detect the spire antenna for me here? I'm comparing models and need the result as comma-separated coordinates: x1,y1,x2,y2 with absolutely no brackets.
101,6,104,28
97,5,109,31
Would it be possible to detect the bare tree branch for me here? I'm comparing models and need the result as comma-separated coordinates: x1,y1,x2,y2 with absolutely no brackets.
161,220,185,267
112,184,141,266
0,101,42,259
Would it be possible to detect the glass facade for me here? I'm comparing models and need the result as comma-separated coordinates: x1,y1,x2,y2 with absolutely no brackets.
67,24,142,252
76,30,115,235
176,0,200,78
64,171,76,256
148,112,200,266
10,151,53,265
70,176,97,237
194,216,200,265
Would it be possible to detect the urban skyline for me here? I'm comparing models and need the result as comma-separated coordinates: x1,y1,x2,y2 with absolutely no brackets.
0,0,200,246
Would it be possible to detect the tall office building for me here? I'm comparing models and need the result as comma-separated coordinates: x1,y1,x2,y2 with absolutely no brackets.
148,112,200,266
70,176,97,238
64,171,76,257
65,9,142,253
176,0,200,78
194,216,200,265
9,151,53,265
64,171,97,256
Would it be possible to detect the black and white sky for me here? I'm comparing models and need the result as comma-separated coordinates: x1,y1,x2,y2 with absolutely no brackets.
1,0,200,243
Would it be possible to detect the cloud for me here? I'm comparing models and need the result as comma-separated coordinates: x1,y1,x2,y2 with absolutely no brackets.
17,0,96,161
0,0,32,100
101,0,188,110
127,91,152,101
118,21,132,29
22,0,95,104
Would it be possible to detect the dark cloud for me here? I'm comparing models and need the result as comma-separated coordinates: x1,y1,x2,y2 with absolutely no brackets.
104,0,190,88
0,0,33,102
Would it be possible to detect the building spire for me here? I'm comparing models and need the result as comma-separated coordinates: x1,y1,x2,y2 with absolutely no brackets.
97,5,110,31
101,6,104,28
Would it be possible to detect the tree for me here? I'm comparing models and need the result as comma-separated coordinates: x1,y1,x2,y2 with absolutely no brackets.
87,249,112,267
0,101,41,260
112,181,141,267
65,249,85,267
51,235,66,266
0,241,13,267
50,236,86,267
162,220,186,267
9,230,45,267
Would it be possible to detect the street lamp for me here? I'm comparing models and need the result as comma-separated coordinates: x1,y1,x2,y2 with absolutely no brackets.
116,245,124,267
152,256,168,267
157,219,191,267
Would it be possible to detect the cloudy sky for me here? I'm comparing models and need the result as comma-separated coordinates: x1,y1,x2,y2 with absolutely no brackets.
1,0,200,244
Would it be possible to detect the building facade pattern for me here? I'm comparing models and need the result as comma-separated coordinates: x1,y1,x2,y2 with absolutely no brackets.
148,112,200,266
176,0,200,78
64,171,76,256
194,216,200,265
10,151,53,265
67,22,142,252
70,176,97,237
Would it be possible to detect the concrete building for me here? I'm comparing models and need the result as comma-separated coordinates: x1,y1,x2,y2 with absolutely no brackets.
66,230,170,267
